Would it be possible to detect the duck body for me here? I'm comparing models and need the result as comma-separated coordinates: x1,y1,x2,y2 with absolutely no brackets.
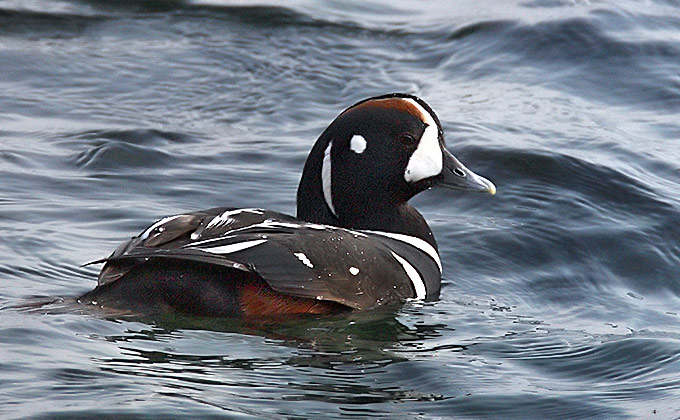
81,93,495,317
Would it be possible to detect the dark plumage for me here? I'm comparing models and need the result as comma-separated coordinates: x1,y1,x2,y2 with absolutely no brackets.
81,93,495,317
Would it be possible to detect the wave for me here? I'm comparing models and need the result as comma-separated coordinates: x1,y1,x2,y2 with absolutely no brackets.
441,15,680,110
68,129,195,171
437,147,680,300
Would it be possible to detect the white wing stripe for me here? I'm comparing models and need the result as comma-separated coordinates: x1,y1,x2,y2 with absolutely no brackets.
391,251,426,300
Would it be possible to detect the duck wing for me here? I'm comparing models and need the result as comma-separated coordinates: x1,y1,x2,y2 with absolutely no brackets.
92,207,440,309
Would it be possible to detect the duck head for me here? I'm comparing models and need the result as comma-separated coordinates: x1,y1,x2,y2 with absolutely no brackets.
297,93,495,241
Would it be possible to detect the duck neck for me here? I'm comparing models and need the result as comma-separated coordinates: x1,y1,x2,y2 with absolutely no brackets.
350,202,438,251
296,150,438,249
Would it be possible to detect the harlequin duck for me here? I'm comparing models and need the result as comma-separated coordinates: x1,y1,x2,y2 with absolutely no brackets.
80,93,495,317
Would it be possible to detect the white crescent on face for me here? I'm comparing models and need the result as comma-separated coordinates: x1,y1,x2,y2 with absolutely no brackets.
402,98,443,183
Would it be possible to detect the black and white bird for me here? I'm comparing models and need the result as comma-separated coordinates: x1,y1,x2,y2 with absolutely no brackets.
81,93,496,317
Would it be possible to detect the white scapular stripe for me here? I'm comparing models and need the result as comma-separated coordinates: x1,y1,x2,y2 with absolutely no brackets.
321,141,337,216
186,234,237,247
199,239,267,255
363,230,442,273
403,98,443,183
187,219,332,248
350,134,367,153
293,252,314,268
391,251,426,300
139,215,184,240
205,208,264,229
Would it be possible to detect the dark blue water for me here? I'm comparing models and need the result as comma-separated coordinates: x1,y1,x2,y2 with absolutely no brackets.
2,1,680,418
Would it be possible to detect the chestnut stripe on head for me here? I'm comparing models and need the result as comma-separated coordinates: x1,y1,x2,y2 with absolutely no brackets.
345,97,427,121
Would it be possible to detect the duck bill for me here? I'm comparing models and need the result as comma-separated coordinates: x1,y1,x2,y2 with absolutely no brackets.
434,148,496,195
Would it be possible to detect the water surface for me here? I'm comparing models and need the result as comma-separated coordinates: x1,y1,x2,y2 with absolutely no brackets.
1,1,680,418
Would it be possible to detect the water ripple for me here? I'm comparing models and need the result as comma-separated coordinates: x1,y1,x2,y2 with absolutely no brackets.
2,1,680,419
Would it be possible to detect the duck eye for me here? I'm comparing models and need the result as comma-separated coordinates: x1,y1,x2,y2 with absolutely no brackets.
399,133,416,147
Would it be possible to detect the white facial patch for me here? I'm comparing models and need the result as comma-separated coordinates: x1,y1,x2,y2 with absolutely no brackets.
321,141,337,216
350,134,367,154
402,98,443,183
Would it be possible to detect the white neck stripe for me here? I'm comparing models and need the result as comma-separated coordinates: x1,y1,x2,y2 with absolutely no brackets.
363,229,442,273
391,251,427,300
321,141,337,216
